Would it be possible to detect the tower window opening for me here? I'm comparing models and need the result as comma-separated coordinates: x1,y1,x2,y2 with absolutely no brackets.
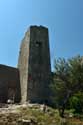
36,41,42,47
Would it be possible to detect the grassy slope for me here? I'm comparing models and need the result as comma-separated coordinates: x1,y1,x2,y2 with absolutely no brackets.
0,104,83,125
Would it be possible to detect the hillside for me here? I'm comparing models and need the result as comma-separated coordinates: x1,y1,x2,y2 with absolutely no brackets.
0,104,83,125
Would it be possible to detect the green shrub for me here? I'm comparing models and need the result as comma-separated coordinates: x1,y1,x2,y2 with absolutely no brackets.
69,92,83,114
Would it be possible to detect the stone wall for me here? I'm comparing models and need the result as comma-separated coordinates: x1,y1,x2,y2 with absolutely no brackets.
28,26,51,103
18,29,30,103
0,65,21,103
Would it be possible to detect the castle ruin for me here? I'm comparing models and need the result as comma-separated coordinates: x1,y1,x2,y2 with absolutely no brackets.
0,26,51,104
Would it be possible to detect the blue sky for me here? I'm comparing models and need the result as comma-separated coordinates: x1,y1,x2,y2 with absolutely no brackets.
0,0,83,71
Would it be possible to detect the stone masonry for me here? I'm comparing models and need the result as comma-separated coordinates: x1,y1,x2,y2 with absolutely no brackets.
18,26,51,104
0,65,21,103
0,25,51,104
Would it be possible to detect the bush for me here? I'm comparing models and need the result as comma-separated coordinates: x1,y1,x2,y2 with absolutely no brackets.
69,92,83,113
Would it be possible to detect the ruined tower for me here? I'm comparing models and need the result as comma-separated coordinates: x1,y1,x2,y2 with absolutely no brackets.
18,26,51,104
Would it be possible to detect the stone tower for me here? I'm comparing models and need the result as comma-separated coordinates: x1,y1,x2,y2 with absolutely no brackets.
18,26,51,104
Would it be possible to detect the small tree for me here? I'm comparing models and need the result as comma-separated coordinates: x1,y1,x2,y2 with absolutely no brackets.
51,56,83,117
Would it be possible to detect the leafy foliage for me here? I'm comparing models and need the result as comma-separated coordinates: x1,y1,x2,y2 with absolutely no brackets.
69,92,83,113
51,55,83,117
